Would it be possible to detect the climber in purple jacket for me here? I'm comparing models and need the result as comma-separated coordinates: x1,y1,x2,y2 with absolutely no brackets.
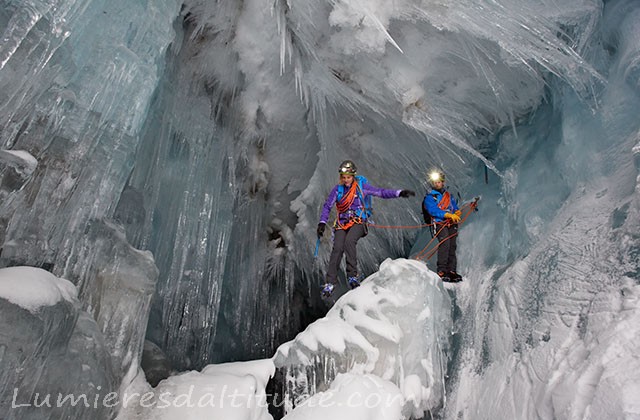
317,160,415,297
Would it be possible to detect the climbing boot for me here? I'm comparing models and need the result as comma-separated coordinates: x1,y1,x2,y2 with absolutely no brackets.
448,271,463,282
321,283,335,297
437,271,452,282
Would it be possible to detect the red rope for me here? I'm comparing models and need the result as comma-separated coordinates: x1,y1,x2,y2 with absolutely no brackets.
334,181,361,230
336,182,357,213
333,194,479,261
413,221,448,261
412,199,479,262
370,223,432,229
369,199,477,231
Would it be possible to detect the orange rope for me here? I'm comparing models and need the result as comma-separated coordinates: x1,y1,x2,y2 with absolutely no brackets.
438,191,451,211
333,196,479,261
334,181,361,230
412,199,479,262
369,199,477,231
419,231,458,261
336,182,357,213
370,223,432,229
413,222,448,261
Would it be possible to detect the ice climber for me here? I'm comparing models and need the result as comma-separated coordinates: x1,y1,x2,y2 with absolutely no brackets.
421,170,462,282
317,160,416,297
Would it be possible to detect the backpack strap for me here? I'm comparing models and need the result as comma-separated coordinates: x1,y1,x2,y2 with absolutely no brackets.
355,182,368,221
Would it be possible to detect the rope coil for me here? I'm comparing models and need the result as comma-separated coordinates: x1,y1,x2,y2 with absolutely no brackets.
367,198,479,262
412,198,479,262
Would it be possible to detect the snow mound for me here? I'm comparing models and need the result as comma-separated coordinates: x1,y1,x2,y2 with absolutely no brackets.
282,373,404,420
116,359,275,420
274,258,453,418
0,266,77,312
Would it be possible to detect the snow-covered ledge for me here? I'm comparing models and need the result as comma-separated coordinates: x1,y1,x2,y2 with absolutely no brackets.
274,258,453,419
0,266,76,312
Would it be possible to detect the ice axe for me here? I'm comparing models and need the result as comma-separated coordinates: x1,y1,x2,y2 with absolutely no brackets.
313,237,320,259
470,196,481,212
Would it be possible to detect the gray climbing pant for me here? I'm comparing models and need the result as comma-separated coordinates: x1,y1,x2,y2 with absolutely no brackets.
326,224,367,284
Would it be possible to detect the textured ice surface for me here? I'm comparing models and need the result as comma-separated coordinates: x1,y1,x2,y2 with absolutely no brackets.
0,0,179,400
274,259,452,418
0,268,116,420
0,150,38,206
65,220,158,389
434,2,640,417
0,150,37,173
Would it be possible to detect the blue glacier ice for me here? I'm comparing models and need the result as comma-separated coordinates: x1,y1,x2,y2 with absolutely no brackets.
1,0,639,418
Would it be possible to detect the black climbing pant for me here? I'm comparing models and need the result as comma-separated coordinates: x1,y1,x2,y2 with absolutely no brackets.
436,223,458,273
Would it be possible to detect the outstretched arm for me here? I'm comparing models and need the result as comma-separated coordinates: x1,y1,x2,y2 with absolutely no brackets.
362,183,415,199
362,183,402,199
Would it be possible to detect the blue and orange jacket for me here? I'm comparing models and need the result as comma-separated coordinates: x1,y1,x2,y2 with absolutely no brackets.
423,188,459,223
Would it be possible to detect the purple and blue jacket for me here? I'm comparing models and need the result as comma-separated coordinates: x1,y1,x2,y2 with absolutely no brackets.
319,179,401,225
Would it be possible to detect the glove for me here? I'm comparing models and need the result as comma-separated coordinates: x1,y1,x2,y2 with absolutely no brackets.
444,212,461,223
317,223,326,238
399,190,416,198
455,210,462,217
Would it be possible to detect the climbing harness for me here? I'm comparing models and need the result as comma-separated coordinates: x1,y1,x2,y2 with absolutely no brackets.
334,179,369,230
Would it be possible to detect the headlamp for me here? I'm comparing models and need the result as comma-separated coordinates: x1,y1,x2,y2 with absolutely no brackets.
429,171,443,183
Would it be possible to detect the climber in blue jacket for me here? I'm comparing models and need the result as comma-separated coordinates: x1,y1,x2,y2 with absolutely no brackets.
422,170,462,282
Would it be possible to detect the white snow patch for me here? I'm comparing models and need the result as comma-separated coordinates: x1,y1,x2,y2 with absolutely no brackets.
201,359,275,390
0,266,77,312
117,360,275,420
282,373,404,420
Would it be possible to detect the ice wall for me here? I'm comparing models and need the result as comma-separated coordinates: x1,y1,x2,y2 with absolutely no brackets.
0,0,179,265
434,1,640,418
0,0,179,402
0,267,117,420
120,1,324,369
